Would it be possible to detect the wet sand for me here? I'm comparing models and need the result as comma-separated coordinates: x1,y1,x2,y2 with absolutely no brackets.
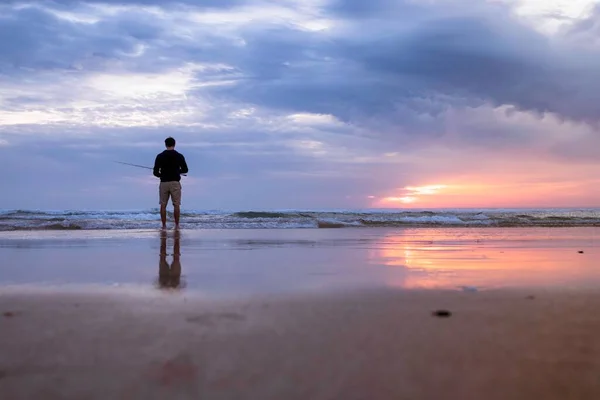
1,227,600,399
2,289,600,399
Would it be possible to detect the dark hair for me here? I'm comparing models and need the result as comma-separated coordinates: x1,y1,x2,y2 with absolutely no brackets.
165,137,176,147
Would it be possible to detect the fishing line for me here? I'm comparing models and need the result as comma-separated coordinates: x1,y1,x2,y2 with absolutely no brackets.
114,161,153,170
114,161,187,176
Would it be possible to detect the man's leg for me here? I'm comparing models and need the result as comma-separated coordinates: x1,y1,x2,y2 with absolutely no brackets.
172,182,182,229
160,204,167,229
159,182,170,229
174,205,180,228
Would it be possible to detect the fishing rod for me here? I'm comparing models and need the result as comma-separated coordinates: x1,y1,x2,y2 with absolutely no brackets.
114,161,152,170
114,161,187,176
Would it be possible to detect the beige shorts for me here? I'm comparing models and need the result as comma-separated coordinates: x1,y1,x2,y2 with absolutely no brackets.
159,181,182,206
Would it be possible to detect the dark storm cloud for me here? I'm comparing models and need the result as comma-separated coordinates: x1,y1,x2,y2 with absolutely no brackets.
0,6,164,72
200,0,600,126
0,2,260,80
348,15,593,124
3,0,248,8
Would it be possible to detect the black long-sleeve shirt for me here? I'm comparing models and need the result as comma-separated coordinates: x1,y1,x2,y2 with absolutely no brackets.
153,150,188,182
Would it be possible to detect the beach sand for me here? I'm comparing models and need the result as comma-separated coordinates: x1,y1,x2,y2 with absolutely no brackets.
1,227,600,399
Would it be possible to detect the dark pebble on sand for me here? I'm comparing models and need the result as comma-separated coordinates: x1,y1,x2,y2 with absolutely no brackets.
3,312,15,318
578,251,584,254
526,295,536,300
432,310,452,318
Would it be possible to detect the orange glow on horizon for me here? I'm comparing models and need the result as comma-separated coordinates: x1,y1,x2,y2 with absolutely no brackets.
372,179,600,208
378,184,450,207
404,185,448,195
383,196,417,204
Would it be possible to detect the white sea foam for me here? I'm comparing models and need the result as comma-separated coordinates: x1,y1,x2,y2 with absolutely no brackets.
1,208,599,230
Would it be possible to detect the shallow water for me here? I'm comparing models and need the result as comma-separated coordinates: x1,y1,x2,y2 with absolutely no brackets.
1,227,599,297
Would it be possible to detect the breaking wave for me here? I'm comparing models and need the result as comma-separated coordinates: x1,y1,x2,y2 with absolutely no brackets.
1,208,600,231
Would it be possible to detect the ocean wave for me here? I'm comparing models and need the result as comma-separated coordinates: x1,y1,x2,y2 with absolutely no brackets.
1,209,600,230
232,211,296,219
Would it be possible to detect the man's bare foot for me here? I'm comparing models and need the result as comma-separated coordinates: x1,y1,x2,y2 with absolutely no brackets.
174,224,180,230
161,225,167,230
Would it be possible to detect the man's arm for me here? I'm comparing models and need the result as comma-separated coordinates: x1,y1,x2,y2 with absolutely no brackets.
180,155,189,175
153,155,161,178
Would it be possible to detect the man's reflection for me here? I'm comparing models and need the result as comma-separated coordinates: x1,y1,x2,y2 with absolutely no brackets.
158,230,183,289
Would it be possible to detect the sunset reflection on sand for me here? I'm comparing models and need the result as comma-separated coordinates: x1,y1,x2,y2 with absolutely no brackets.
373,228,600,289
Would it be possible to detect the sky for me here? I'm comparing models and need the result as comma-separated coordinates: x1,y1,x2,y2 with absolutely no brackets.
1,0,600,210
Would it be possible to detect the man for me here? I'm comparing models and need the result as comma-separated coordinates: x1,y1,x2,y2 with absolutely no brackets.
153,137,188,230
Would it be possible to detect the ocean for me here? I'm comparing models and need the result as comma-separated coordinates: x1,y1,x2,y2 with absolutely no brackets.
1,208,600,230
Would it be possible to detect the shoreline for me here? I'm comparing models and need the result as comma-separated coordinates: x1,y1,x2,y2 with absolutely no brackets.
3,223,600,232
3,208,600,231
